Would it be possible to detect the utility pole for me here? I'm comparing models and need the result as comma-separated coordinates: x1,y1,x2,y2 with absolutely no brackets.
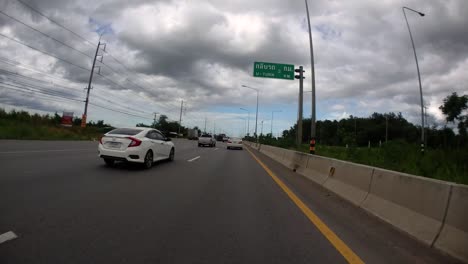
261,120,264,136
385,116,388,143
271,110,282,137
178,100,184,136
82,35,105,128
153,112,159,128
204,117,207,134
305,0,316,154
295,66,305,149
355,117,357,143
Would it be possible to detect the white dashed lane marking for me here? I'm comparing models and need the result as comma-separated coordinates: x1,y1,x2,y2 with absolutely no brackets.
0,231,18,244
187,156,201,162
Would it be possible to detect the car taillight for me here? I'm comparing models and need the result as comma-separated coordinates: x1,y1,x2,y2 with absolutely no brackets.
228,140,232,143
127,137,142,147
99,137,103,144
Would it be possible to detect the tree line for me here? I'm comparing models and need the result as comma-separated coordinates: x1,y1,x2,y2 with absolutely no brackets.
260,92,468,149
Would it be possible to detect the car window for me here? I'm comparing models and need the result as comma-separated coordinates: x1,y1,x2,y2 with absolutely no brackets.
146,131,156,139
154,132,165,140
108,128,143,135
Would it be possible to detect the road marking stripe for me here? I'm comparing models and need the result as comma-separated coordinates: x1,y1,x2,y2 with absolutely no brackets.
214,148,218,151
0,231,18,244
0,149,93,154
187,156,201,162
245,147,364,264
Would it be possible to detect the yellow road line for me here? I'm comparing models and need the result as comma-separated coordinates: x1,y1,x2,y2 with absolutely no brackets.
245,147,365,264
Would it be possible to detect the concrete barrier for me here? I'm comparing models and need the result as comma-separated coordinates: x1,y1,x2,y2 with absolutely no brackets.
295,154,334,185
322,160,374,206
361,168,452,246
290,152,309,172
259,145,276,159
246,142,468,262
434,184,468,263
282,149,296,169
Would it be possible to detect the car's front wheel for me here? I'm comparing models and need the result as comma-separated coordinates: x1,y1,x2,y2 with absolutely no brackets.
104,158,114,166
168,148,175,161
143,150,153,169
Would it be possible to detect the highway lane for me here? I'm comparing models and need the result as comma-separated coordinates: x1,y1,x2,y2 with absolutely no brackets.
0,139,460,263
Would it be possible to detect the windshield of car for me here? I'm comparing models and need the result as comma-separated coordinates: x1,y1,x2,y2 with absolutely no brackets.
107,128,143,135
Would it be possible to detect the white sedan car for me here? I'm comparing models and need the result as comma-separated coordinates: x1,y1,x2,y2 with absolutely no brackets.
227,137,243,150
98,127,175,169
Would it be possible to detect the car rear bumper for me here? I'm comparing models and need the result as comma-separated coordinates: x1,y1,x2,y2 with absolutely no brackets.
227,143,243,148
98,144,145,163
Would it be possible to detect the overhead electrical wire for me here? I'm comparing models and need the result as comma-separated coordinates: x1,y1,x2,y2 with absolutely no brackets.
4,0,207,126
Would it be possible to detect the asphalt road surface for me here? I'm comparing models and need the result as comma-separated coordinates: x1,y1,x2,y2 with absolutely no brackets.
0,139,461,263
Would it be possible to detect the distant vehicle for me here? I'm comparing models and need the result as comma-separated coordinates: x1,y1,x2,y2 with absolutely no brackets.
98,127,175,169
187,128,198,140
227,137,243,150
216,133,226,142
222,136,229,142
198,134,216,147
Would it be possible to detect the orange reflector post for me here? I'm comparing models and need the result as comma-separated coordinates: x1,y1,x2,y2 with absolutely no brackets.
310,138,316,154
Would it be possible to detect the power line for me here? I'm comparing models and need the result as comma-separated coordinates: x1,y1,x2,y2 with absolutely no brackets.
0,33,90,72
0,58,178,117
0,83,83,102
0,10,93,59
13,0,97,48
0,5,197,122
88,102,153,120
0,84,153,121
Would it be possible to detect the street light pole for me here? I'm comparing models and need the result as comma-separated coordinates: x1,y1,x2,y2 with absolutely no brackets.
403,6,425,154
261,120,264,136
241,85,259,142
305,0,317,154
240,108,250,137
271,110,282,136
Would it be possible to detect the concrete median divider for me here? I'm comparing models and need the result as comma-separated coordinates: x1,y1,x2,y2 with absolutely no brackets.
244,142,468,262
361,168,452,246
296,155,334,185
434,184,468,263
322,160,374,207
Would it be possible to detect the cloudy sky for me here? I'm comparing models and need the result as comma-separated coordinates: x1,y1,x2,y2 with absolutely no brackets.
0,0,467,137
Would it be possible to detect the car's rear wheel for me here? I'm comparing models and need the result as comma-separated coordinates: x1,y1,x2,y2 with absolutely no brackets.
227,146,230,150
198,143,201,147
104,158,114,166
143,151,153,169
168,148,175,161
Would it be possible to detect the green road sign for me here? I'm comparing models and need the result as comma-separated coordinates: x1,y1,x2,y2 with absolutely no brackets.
253,62,295,80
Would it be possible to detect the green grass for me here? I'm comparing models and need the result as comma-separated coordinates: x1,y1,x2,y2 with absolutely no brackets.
281,140,467,185
0,119,106,140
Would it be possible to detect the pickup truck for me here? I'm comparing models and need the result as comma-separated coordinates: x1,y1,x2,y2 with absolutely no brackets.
198,134,216,147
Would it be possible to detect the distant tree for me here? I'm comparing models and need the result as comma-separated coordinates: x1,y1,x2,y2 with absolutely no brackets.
136,123,151,128
439,92,468,142
439,92,468,124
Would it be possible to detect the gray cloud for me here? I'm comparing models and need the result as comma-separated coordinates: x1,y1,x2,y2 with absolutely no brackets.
0,0,467,131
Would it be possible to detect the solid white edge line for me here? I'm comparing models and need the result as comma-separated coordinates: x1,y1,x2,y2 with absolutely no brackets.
0,231,18,244
0,149,93,154
187,156,201,162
